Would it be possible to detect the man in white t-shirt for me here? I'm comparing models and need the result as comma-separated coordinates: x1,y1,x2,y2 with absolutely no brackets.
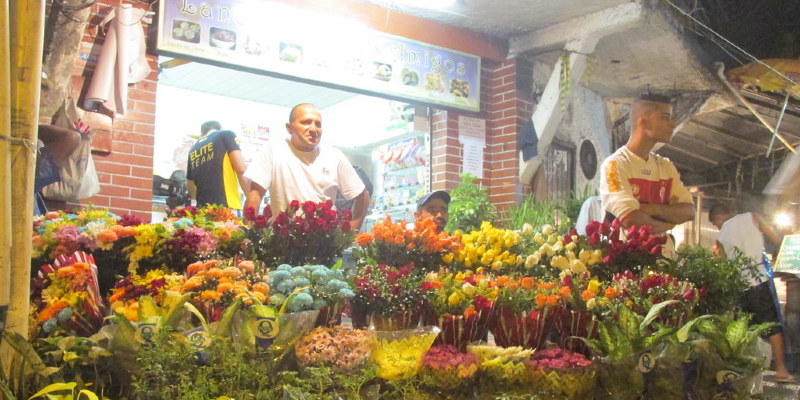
575,196,603,235
710,202,794,383
244,103,369,231
599,94,695,234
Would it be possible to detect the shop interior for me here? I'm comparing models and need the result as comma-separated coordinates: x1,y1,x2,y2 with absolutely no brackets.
152,58,432,229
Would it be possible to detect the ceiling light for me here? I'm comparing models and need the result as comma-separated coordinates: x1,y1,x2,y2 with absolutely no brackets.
396,0,457,10
774,211,793,228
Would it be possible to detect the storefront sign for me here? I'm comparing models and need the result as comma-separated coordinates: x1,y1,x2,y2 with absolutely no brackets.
157,0,481,112
775,234,800,273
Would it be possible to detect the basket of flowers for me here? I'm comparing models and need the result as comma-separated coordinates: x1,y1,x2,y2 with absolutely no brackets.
350,263,424,330
421,270,497,351
266,263,355,326
418,345,478,390
108,269,185,322
372,325,440,380
175,259,267,323
490,276,562,349
294,326,373,374
528,347,596,400
452,221,523,272
554,273,609,355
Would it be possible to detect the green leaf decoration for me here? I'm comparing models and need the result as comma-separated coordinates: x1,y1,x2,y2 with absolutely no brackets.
183,302,210,333
2,331,51,376
641,300,679,329
725,318,749,355
28,382,76,399
676,314,714,343
76,390,99,400
213,299,242,337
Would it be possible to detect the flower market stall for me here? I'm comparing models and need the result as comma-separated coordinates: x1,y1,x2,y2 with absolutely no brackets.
1,201,777,399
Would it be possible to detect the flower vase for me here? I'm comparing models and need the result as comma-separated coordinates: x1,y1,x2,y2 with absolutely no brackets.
372,326,439,380
314,302,344,327
491,306,557,349
554,309,598,356
422,307,493,352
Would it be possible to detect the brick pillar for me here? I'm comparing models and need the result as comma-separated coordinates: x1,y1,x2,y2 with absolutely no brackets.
430,110,462,191
65,0,157,220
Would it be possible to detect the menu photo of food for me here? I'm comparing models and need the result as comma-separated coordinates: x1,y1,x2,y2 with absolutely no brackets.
172,19,201,44
209,27,237,50
279,42,303,63
450,78,470,99
401,68,419,86
373,62,393,82
424,73,445,93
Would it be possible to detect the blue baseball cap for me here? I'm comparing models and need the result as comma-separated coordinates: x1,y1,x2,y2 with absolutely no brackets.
417,190,450,210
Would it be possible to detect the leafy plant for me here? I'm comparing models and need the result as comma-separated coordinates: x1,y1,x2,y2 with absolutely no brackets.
662,246,757,315
507,186,593,233
0,331,59,399
445,174,496,234
28,382,99,400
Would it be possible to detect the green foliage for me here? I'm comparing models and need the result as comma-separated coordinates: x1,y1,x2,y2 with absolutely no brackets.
661,246,756,315
36,334,117,397
445,174,497,234
580,301,678,363
0,331,59,399
28,382,99,400
507,186,593,232
132,330,275,400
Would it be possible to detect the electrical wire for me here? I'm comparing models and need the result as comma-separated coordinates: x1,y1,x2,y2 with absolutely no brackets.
662,0,798,87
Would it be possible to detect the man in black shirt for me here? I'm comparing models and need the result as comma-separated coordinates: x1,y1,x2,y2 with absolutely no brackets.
186,121,249,209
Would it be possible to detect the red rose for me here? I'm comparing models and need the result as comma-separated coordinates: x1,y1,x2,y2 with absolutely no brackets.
586,221,599,236
302,201,316,216
262,205,273,220
243,206,256,222
682,289,695,302
589,233,601,247
289,200,300,212
254,215,268,229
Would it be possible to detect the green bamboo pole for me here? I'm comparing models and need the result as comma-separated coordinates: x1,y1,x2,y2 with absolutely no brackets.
0,0,14,373
5,0,45,352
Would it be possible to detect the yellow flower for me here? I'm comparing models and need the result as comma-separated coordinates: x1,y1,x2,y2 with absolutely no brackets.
448,292,462,306
442,253,455,263
586,298,597,310
522,223,533,236
587,279,600,294
542,224,553,235
462,282,476,295
492,260,503,270
569,259,587,273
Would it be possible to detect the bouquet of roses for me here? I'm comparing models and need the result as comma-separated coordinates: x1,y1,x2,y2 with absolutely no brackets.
491,276,564,349
419,345,479,389
31,252,106,337
554,273,613,353
528,347,596,400
452,221,523,272
108,269,185,322
517,223,604,279
608,270,698,327
421,271,498,350
354,216,461,271
244,200,354,267
175,259,268,322
350,263,424,330
584,220,666,280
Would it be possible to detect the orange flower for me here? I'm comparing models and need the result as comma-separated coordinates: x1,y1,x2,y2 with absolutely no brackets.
546,294,559,306
559,286,571,299
463,306,478,319
581,289,595,302
181,276,204,292
206,267,224,278
520,277,535,290
200,290,221,301
253,281,270,295
97,229,118,243
238,260,255,273
605,287,618,300
186,262,206,275
222,266,242,278
535,293,547,308
217,282,234,292
108,289,125,303
355,232,373,247
38,300,70,322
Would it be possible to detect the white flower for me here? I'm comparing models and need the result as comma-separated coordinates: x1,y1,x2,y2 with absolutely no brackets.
522,223,534,236
586,297,597,310
542,224,554,235
462,282,476,295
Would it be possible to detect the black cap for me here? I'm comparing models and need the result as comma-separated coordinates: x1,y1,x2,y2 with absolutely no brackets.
417,190,450,210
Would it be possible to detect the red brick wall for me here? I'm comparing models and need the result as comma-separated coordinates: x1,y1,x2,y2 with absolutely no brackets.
428,57,532,222
67,0,157,220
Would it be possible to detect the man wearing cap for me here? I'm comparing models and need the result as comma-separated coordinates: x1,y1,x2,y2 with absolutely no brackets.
415,190,450,233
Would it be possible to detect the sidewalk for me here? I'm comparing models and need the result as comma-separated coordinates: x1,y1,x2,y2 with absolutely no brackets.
763,371,800,399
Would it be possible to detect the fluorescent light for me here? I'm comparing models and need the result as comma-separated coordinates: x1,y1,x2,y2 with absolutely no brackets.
396,0,457,9
774,211,793,228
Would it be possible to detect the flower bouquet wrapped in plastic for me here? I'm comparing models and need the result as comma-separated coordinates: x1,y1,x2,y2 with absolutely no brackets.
468,344,534,388
418,345,478,390
32,251,106,337
421,270,497,351
176,259,267,323
294,326,373,374
266,263,355,327
528,347,596,400
490,276,562,349
350,263,424,330
371,325,439,380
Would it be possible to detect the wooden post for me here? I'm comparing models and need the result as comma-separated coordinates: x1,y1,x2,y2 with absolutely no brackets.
4,0,46,366
0,0,12,360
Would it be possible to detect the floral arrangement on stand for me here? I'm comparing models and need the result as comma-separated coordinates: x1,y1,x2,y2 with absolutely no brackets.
528,347,596,400
31,252,106,338
421,270,497,351
266,263,354,326
294,326,373,374
244,200,354,267
176,259,267,323
108,269,185,321
555,273,612,354
418,345,478,390
452,221,523,272
354,215,461,271
517,224,603,278
350,263,424,330
490,276,564,349
583,220,666,280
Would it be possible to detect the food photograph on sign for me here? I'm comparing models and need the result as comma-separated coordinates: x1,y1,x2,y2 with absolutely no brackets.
209,27,237,50
450,78,469,99
401,68,419,86
279,42,303,63
373,62,393,82
172,19,201,44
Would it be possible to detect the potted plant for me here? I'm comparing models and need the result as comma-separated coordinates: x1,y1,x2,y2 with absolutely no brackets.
445,173,496,234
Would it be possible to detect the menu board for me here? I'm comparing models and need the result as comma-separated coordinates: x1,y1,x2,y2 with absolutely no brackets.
157,0,481,112
775,234,800,273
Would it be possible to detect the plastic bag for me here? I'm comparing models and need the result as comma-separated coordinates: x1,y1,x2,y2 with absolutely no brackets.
41,101,101,201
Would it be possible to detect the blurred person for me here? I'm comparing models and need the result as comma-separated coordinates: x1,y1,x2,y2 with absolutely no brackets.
186,121,249,210
574,195,603,235
244,103,369,231
415,190,450,233
599,93,694,234
709,202,795,383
